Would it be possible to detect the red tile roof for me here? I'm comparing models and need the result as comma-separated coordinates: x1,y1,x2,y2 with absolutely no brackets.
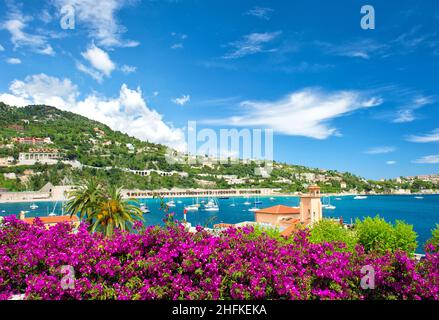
24,215,79,225
280,219,301,237
256,205,300,215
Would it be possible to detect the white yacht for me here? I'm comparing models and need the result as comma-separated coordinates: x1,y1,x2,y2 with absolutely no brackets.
140,203,150,213
185,198,200,211
30,203,39,210
354,195,368,200
48,202,58,216
248,207,259,212
414,196,424,200
166,199,176,207
325,197,336,210
204,198,219,211
243,196,251,206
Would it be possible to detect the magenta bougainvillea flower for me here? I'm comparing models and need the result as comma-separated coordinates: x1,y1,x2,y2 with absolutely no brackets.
0,216,438,300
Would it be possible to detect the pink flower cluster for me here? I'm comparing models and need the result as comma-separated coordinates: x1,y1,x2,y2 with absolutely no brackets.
0,216,438,300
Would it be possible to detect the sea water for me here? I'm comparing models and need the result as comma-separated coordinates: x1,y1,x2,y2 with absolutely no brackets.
1,195,438,252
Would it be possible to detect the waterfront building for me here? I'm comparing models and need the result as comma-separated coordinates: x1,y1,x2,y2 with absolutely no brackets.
254,185,322,230
19,211,80,229
0,156,14,167
12,137,52,145
18,148,61,165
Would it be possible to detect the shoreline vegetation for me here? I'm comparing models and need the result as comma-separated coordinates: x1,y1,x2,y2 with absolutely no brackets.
0,189,438,204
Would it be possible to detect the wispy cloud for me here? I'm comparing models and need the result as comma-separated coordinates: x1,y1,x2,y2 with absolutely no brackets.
223,31,282,59
6,58,21,64
120,64,136,74
393,95,435,123
364,146,397,155
319,27,439,60
52,0,139,48
245,7,274,20
386,160,397,165
317,39,388,59
0,44,4,51
1,7,55,55
172,95,190,106
204,88,382,139
407,128,439,143
413,155,439,164
171,32,187,49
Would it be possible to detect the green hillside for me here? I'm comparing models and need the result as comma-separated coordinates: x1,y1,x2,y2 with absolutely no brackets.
0,103,436,193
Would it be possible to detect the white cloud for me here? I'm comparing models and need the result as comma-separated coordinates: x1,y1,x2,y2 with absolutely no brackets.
386,160,397,165
0,74,186,151
407,128,439,143
0,44,4,51
52,0,138,47
120,65,136,74
172,95,191,106
171,43,184,50
413,155,439,164
1,10,55,55
153,91,159,97
318,39,388,60
80,44,115,77
245,7,274,20
364,146,397,154
6,58,21,64
393,95,434,123
223,31,282,59
204,88,382,139
76,62,104,82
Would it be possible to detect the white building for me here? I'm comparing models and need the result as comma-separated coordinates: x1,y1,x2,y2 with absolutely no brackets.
18,149,61,165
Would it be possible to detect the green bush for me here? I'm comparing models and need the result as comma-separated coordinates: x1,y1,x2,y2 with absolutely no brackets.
426,224,439,250
355,216,418,254
309,219,358,252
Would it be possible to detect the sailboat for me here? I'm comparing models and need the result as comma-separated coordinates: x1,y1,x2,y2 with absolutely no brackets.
229,198,236,207
185,197,200,211
254,195,262,204
248,197,261,212
243,196,251,206
204,197,219,211
140,201,150,213
166,198,176,207
325,197,336,210
321,197,329,208
30,203,38,210
269,197,275,201
48,202,57,216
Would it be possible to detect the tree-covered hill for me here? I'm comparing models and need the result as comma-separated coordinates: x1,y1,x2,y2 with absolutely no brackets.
0,103,437,193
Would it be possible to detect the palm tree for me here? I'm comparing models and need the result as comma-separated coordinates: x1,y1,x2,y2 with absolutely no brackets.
66,180,144,237
91,185,143,236
65,178,104,221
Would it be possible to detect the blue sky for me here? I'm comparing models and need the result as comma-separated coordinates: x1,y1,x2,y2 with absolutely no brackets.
0,0,438,179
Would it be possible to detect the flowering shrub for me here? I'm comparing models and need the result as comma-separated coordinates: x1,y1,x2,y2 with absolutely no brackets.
0,216,438,300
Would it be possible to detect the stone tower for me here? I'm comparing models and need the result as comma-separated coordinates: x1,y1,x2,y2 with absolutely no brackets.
299,185,322,226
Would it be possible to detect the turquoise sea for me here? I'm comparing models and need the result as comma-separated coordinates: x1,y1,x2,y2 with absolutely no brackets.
1,195,438,252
